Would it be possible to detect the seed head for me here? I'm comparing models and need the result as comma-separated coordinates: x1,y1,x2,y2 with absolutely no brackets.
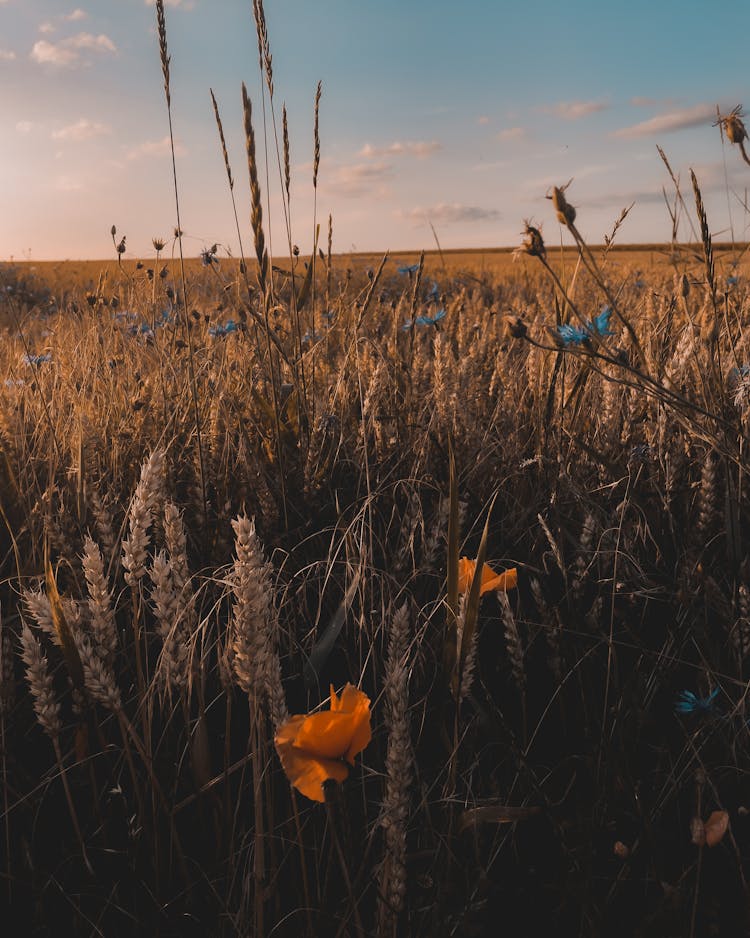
716,106,748,145
516,220,546,259
549,184,576,227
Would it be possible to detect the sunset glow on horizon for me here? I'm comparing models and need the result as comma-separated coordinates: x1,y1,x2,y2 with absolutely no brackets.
2,0,749,260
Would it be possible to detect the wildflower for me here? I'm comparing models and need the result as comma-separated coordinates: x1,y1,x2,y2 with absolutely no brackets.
427,281,441,301
402,309,446,330
22,353,52,366
674,687,720,715
275,683,372,802
634,278,646,289
208,320,238,339
727,275,739,287
555,323,588,346
302,330,323,344
458,557,518,596
397,264,419,276
554,307,614,346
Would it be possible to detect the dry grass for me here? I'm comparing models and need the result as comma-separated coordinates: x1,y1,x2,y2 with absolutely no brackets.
3,6,750,937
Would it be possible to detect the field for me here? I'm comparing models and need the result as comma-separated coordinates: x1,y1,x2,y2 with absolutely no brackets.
4,4,750,937
3,221,750,937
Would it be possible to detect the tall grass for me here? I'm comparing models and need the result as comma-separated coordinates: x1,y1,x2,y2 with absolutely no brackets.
1,5,750,936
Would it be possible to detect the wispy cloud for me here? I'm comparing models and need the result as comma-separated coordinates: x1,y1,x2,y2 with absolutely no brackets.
15,121,34,134
358,140,441,159
39,22,56,34
127,136,186,160
64,8,87,21
541,100,609,120
496,126,527,141
52,118,111,141
613,104,715,138
31,32,116,67
0,48,16,61
322,161,392,196
404,203,501,225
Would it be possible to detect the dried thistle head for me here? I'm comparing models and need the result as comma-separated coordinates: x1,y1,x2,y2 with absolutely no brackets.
516,220,546,259
716,105,747,145
503,315,528,340
549,182,577,226
152,237,166,252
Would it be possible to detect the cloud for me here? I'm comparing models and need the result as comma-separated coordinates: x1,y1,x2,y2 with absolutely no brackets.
541,100,609,120
31,32,116,67
613,103,715,138
52,118,111,141
39,22,55,34
0,48,16,61
322,161,392,196
15,120,34,134
496,126,527,141
358,140,441,159
127,136,186,160
477,115,490,125
405,203,501,225
64,8,87,20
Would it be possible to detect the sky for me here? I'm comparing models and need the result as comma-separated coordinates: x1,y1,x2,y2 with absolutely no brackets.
1,0,750,260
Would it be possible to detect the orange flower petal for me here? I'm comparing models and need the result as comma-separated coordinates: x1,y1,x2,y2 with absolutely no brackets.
457,557,476,594
458,557,518,595
704,810,729,847
292,710,362,760
275,732,349,802
482,567,518,594
274,683,372,802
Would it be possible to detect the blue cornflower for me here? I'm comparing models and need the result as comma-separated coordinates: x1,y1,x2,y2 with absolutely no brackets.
22,353,52,366
634,278,646,289
590,306,615,337
302,330,323,344
727,276,739,286
397,264,419,275
674,687,720,715
555,323,588,345
427,281,440,301
555,307,614,346
208,319,238,339
402,308,446,330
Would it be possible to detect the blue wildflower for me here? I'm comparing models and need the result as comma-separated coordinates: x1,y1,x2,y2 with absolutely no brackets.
727,276,739,286
555,307,614,346
208,319,238,339
674,688,720,715
302,330,323,344
427,281,440,301
22,353,52,366
555,323,588,345
634,278,646,289
397,264,419,275
402,308,446,330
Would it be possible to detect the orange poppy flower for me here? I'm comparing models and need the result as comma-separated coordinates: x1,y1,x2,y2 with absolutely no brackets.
458,557,518,595
274,683,372,803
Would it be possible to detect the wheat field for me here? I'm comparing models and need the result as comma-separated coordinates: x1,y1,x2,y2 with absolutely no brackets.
3,3,750,937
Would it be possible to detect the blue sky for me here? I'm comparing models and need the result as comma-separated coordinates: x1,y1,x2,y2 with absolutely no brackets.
1,0,749,259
